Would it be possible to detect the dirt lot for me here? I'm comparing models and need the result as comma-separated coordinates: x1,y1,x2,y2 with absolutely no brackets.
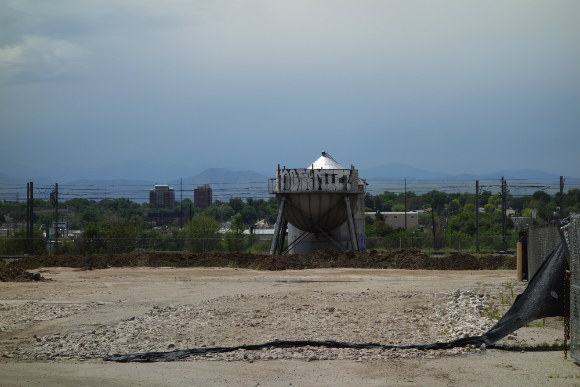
1,252,579,386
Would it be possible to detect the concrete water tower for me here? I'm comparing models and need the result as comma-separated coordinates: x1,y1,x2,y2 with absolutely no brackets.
268,151,366,254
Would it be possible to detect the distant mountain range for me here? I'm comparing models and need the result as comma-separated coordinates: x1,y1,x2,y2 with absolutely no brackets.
2,160,575,183
1,161,214,182
1,163,577,202
358,164,566,181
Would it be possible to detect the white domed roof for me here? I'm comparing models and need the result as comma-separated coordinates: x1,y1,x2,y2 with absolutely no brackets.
307,151,345,170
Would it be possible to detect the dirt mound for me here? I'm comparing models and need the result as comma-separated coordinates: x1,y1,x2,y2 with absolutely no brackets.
10,249,516,271
0,260,45,282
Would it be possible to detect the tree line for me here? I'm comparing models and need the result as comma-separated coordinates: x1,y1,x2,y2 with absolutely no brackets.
0,196,281,255
364,188,580,241
1,188,579,255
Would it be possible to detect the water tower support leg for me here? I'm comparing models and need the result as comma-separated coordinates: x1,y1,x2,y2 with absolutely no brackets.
315,226,347,252
283,229,309,254
343,196,360,251
270,197,287,255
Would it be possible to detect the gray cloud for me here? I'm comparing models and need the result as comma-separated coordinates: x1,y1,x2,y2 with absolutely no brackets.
1,0,579,177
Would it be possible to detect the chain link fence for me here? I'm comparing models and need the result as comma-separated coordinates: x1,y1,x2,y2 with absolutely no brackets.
0,236,270,256
366,235,519,254
521,214,580,361
525,221,561,280
568,214,580,362
2,235,523,256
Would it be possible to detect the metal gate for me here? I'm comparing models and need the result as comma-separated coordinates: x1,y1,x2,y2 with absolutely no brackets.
568,214,580,362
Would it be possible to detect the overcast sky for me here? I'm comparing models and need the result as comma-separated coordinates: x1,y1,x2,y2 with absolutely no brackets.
1,0,579,178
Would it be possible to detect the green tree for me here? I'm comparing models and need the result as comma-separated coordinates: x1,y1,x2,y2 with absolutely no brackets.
423,190,448,213
480,190,492,207
184,214,221,252
205,203,234,223
364,193,373,209
229,198,244,214
240,205,258,225
447,210,514,237
0,228,46,255
458,192,475,207
463,203,476,213
533,190,551,204
392,204,405,212
366,217,395,237
224,214,245,252
488,193,502,206
484,203,496,213
262,197,279,225
81,209,101,225
106,219,137,253
79,222,107,254
447,199,461,216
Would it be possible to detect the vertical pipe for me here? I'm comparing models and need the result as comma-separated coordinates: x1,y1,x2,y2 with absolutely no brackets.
476,180,479,253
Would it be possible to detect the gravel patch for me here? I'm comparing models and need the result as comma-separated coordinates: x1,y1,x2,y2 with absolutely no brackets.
1,290,496,362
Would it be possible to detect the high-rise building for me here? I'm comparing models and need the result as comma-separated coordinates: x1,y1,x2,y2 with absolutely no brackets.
149,184,175,209
194,184,212,210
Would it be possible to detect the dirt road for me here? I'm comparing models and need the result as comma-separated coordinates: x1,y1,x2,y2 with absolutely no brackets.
1,266,578,386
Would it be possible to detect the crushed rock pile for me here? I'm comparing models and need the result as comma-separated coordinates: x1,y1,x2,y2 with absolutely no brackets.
9,248,515,271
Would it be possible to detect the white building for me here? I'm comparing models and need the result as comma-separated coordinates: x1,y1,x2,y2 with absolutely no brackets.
365,211,419,229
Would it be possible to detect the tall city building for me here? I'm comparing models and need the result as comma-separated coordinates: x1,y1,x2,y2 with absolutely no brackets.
149,184,175,209
194,184,212,210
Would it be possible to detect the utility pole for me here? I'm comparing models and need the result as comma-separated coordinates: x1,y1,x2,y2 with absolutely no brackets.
476,180,479,253
29,182,34,255
501,177,507,252
404,178,407,229
431,203,437,250
52,183,59,255
26,183,30,254
560,176,564,218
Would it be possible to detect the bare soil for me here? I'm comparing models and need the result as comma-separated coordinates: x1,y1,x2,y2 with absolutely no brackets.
7,248,516,273
0,260,45,282
1,251,579,387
